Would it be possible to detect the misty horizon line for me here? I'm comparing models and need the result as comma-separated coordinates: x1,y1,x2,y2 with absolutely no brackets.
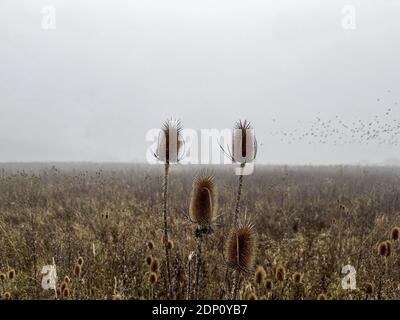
1,160,399,167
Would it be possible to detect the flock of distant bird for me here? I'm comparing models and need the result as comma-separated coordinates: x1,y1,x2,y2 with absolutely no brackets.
265,91,400,147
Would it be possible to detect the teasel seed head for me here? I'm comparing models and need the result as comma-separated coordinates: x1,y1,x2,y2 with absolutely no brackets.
60,281,68,293
275,265,286,282
292,272,302,283
8,269,16,280
167,239,174,251
365,283,374,296
247,292,258,300
3,292,11,300
146,255,153,266
155,119,184,164
62,287,70,298
265,279,273,292
189,174,218,227
226,219,256,273
147,240,155,250
74,263,81,278
63,275,70,284
232,120,257,164
149,272,158,284
77,256,84,266
391,227,400,241
385,240,392,257
254,266,266,285
150,257,160,273
378,241,388,257
317,293,327,300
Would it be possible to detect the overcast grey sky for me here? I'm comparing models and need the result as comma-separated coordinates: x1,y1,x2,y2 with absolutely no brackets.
1,0,400,164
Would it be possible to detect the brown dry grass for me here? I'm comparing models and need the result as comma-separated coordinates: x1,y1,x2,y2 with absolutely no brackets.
0,163,400,300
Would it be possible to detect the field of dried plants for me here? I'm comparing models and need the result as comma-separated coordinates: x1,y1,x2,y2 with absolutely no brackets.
0,163,400,300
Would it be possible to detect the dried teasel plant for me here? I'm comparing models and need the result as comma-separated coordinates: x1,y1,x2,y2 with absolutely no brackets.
254,266,266,285
391,227,400,241
154,119,184,164
187,173,218,299
377,240,391,299
232,120,257,165
154,119,184,299
220,120,257,226
225,217,256,299
150,257,160,273
149,272,158,299
189,174,218,234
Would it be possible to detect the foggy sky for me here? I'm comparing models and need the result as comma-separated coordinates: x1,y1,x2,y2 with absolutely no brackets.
1,0,400,165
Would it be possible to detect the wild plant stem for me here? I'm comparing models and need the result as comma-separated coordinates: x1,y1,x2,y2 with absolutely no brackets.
187,257,192,300
231,270,241,300
162,163,172,299
195,233,203,299
234,163,245,226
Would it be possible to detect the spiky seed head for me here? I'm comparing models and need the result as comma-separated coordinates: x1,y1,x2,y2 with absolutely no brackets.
275,265,286,282
0,273,6,281
317,293,327,300
189,174,217,227
63,276,70,284
146,255,153,266
391,227,400,241
232,120,257,163
385,240,392,257
77,257,84,266
155,119,184,164
292,272,301,283
62,287,70,298
60,281,68,293
378,241,387,256
149,272,158,284
74,264,81,278
147,240,155,250
167,240,174,250
247,292,258,300
150,257,160,273
254,266,266,285
8,269,15,280
265,279,273,292
3,292,11,300
226,219,256,273
365,283,374,296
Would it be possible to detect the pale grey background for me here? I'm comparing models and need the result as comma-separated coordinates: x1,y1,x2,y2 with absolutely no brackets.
1,0,399,164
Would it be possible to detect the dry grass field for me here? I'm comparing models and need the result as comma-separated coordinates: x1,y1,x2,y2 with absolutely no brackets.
0,163,400,300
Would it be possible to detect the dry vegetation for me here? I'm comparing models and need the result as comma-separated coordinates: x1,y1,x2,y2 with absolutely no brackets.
0,163,400,300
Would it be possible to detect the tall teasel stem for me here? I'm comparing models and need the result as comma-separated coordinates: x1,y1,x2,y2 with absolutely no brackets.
231,120,256,226
155,119,184,299
162,162,172,298
195,230,203,299
233,163,245,226
231,269,241,300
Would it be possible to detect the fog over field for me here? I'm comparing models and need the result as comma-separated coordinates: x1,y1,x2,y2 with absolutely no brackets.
1,0,400,164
